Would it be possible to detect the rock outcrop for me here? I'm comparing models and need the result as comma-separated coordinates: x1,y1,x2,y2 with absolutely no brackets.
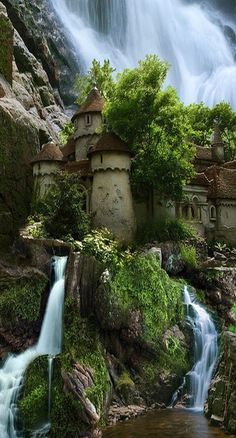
206,331,236,434
0,3,68,247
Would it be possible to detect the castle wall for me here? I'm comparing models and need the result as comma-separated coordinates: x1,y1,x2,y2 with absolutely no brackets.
74,113,103,160
33,161,61,198
90,167,136,244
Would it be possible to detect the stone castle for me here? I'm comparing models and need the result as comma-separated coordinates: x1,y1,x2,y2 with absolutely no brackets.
31,88,236,244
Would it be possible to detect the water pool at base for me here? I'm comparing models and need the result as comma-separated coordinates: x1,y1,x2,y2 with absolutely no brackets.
102,409,234,438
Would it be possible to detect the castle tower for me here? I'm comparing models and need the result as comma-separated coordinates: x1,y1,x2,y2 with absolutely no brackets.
88,133,136,244
211,123,225,163
71,87,104,161
31,141,64,199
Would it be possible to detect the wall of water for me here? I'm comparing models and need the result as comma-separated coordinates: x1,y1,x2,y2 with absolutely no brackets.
51,0,236,109
0,256,67,438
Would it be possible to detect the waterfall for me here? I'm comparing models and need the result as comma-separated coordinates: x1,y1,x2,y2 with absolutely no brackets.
50,0,236,109
183,285,218,411
0,256,67,438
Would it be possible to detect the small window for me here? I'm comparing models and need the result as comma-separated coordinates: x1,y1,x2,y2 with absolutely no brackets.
210,205,216,221
100,154,103,164
85,114,92,126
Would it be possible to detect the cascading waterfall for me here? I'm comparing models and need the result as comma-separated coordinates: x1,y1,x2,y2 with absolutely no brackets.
50,0,236,109
183,285,218,411
0,256,67,438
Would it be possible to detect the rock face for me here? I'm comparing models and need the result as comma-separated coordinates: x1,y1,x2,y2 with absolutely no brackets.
0,3,68,247
2,0,79,103
206,331,236,434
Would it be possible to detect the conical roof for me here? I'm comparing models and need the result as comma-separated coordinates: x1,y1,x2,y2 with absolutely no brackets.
31,142,63,164
72,87,104,121
87,133,131,155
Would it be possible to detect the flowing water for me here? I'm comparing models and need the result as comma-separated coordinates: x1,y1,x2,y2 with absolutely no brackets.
50,0,236,108
183,286,218,410
0,256,67,438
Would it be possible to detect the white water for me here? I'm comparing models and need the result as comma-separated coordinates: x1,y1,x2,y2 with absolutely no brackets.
184,285,218,411
51,0,236,109
0,256,67,438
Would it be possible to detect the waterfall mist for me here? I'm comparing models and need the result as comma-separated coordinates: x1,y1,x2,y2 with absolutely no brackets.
51,0,236,109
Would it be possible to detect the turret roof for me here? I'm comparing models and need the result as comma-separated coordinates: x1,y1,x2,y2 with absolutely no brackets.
72,88,104,121
87,133,131,155
31,142,63,164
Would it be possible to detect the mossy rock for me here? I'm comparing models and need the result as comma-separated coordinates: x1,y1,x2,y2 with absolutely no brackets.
116,371,135,403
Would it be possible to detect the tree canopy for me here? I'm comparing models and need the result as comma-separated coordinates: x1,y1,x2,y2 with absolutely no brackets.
74,55,236,200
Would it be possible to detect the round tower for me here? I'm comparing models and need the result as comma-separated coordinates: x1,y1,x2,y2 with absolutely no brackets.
31,141,64,199
88,133,136,244
72,87,104,161
212,123,225,163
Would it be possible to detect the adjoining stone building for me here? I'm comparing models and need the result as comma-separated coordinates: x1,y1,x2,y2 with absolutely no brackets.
31,87,236,244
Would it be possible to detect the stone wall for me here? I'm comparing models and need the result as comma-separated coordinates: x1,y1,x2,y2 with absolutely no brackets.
0,3,13,84
206,331,236,434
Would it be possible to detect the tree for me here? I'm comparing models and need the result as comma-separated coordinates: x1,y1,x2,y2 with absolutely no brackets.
187,102,236,161
104,55,195,200
74,59,115,104
39,173,91,240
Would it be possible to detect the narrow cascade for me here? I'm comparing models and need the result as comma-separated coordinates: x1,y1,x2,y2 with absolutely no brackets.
50,0,236,108
0,256,67,438
184,285,218,411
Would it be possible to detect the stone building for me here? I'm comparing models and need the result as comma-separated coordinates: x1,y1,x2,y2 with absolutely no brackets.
31,87,236,244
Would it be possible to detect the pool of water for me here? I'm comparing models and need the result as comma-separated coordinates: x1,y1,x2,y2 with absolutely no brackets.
102,409,233,438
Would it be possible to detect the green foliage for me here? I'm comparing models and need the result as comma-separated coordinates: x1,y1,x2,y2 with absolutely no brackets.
19,357,48,430
0,275,47,325
187,101,236,160
32,173,91,241
229,304,236,334
104,55,195,200
116,372,135,403
179,244,198,269
136,217,196,244
109,254,183,343
79,228,131,270
59,121,75,145
75,59,115,104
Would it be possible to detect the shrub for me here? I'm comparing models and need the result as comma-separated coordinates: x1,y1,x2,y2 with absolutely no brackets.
32,173,91,241
179,244,198,269
136,217,196,244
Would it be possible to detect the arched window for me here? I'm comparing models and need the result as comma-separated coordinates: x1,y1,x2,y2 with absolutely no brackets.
80,186,89,213
210,205,216,221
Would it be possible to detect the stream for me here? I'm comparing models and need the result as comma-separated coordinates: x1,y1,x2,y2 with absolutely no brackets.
102,408,234,438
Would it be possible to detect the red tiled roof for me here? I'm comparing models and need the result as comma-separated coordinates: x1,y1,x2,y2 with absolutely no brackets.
64,159,92,177
31,142,63,164
190,172,210,187
72,88,104,121
205,165,236,200
61,136,76,159
87,133,131,155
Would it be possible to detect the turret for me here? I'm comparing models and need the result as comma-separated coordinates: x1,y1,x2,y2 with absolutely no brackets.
211,123,224,163
72,87,104,161
88,133,136,244
31,141,64,199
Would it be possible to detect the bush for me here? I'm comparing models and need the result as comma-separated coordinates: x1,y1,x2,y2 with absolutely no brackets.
32,173,91,241
136,217,196,244
179,244,198,269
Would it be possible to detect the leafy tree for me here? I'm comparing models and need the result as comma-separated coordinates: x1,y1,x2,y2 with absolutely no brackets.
59,121,75,145
74,59,115,104
187,102,236,160
104,55,195,200
36,173,91,241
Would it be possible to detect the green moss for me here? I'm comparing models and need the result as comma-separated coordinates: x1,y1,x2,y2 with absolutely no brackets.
116,372,135,403
109,254,183,344
179,244,198,269
0,274,47,326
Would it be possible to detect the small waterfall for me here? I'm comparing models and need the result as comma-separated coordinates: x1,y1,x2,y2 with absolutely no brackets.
0,256,67,438
183,285,218,411
50,0,236,109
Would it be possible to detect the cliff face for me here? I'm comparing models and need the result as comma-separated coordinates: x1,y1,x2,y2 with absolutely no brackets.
0,3,69,246
206,331,236,434
1,0,79,103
